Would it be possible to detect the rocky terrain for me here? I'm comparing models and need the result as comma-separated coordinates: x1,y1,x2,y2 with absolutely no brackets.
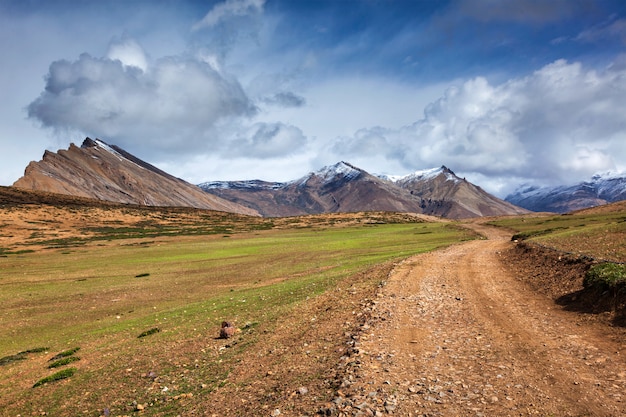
13,138,258,215
314,223,626,417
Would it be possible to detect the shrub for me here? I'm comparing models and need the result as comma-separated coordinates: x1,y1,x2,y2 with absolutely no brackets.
49,347,80,361
584,263,626,290
33,368,76,387
137,327,161,338
48,356,80,368
0,347,49,367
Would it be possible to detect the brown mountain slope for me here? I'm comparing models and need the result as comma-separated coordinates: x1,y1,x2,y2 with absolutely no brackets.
202,163,528,219
13,138,258,216
203,162,427,217
395,166,529,218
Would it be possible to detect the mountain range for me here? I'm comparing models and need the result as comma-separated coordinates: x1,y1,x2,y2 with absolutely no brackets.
20,137,626,218
12,138,529,219
200,162,528,218
505,172,626,213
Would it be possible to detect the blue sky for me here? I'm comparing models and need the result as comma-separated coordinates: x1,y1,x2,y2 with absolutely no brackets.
1,0,625,196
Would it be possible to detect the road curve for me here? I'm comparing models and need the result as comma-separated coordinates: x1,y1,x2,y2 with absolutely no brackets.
339,223,625,416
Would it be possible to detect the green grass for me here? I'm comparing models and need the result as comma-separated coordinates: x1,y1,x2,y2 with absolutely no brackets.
48,356,80,368
584,263,626,290
2,223,464,354
48,347,80,361
489,211,626,262
32,368,76,388
0,218,475,415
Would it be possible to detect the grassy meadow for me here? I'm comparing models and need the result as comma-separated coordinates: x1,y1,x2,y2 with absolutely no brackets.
488,208,626,263
0,210,475,416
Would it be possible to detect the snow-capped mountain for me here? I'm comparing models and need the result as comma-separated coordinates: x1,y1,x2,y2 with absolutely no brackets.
505,172,626,213
13,138,259,215
391,166,527,218
201,163,528,218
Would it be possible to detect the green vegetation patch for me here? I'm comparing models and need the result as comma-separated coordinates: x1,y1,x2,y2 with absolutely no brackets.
490,211,626,262
0,347,49,366
48,356,80,368
584,263,626,290
49,347,80,362
137,327,161,338
511,227,568,241
33,368,76,388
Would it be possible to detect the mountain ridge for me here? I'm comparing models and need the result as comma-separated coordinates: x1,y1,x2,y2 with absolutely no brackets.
201,163,529,219
505,172,626,213
12,138,531,219
13,138,259,216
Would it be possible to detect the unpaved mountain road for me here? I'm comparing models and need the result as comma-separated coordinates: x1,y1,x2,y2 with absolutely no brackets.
335,223,625,416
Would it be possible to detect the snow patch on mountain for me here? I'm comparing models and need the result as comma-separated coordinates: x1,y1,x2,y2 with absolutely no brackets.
384,166,460,184
83,138,147,172
506,171,626,212
294,161,362,187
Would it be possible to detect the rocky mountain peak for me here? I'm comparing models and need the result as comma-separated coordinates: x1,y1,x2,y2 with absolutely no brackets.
81,137,99,148
13,138,259,216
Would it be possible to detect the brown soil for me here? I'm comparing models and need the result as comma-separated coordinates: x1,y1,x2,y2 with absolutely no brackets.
321,223,626,416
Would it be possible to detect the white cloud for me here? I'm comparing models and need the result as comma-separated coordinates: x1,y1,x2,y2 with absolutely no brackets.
192,0,265,30
330,58,626,194
106,37,148,72
27,51,257,156
575,16,626,44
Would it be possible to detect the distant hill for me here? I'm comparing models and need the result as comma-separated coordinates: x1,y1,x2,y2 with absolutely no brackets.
200,163,528,219
12,138,259,216
505,172,626,213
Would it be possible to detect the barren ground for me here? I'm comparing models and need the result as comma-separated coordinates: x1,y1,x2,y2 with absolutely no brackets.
323,222,625,417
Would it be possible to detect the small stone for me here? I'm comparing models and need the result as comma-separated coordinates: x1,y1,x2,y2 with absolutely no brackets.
489,396,499,403
355,402,370,410
271,409,281,416
297,386,309,395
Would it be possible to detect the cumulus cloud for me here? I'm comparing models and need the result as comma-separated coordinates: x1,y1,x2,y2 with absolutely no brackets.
106,36,148,72
332,58,626,193
27,51,258,155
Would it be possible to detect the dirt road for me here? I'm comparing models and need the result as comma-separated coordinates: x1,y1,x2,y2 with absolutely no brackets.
334,224,625,416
